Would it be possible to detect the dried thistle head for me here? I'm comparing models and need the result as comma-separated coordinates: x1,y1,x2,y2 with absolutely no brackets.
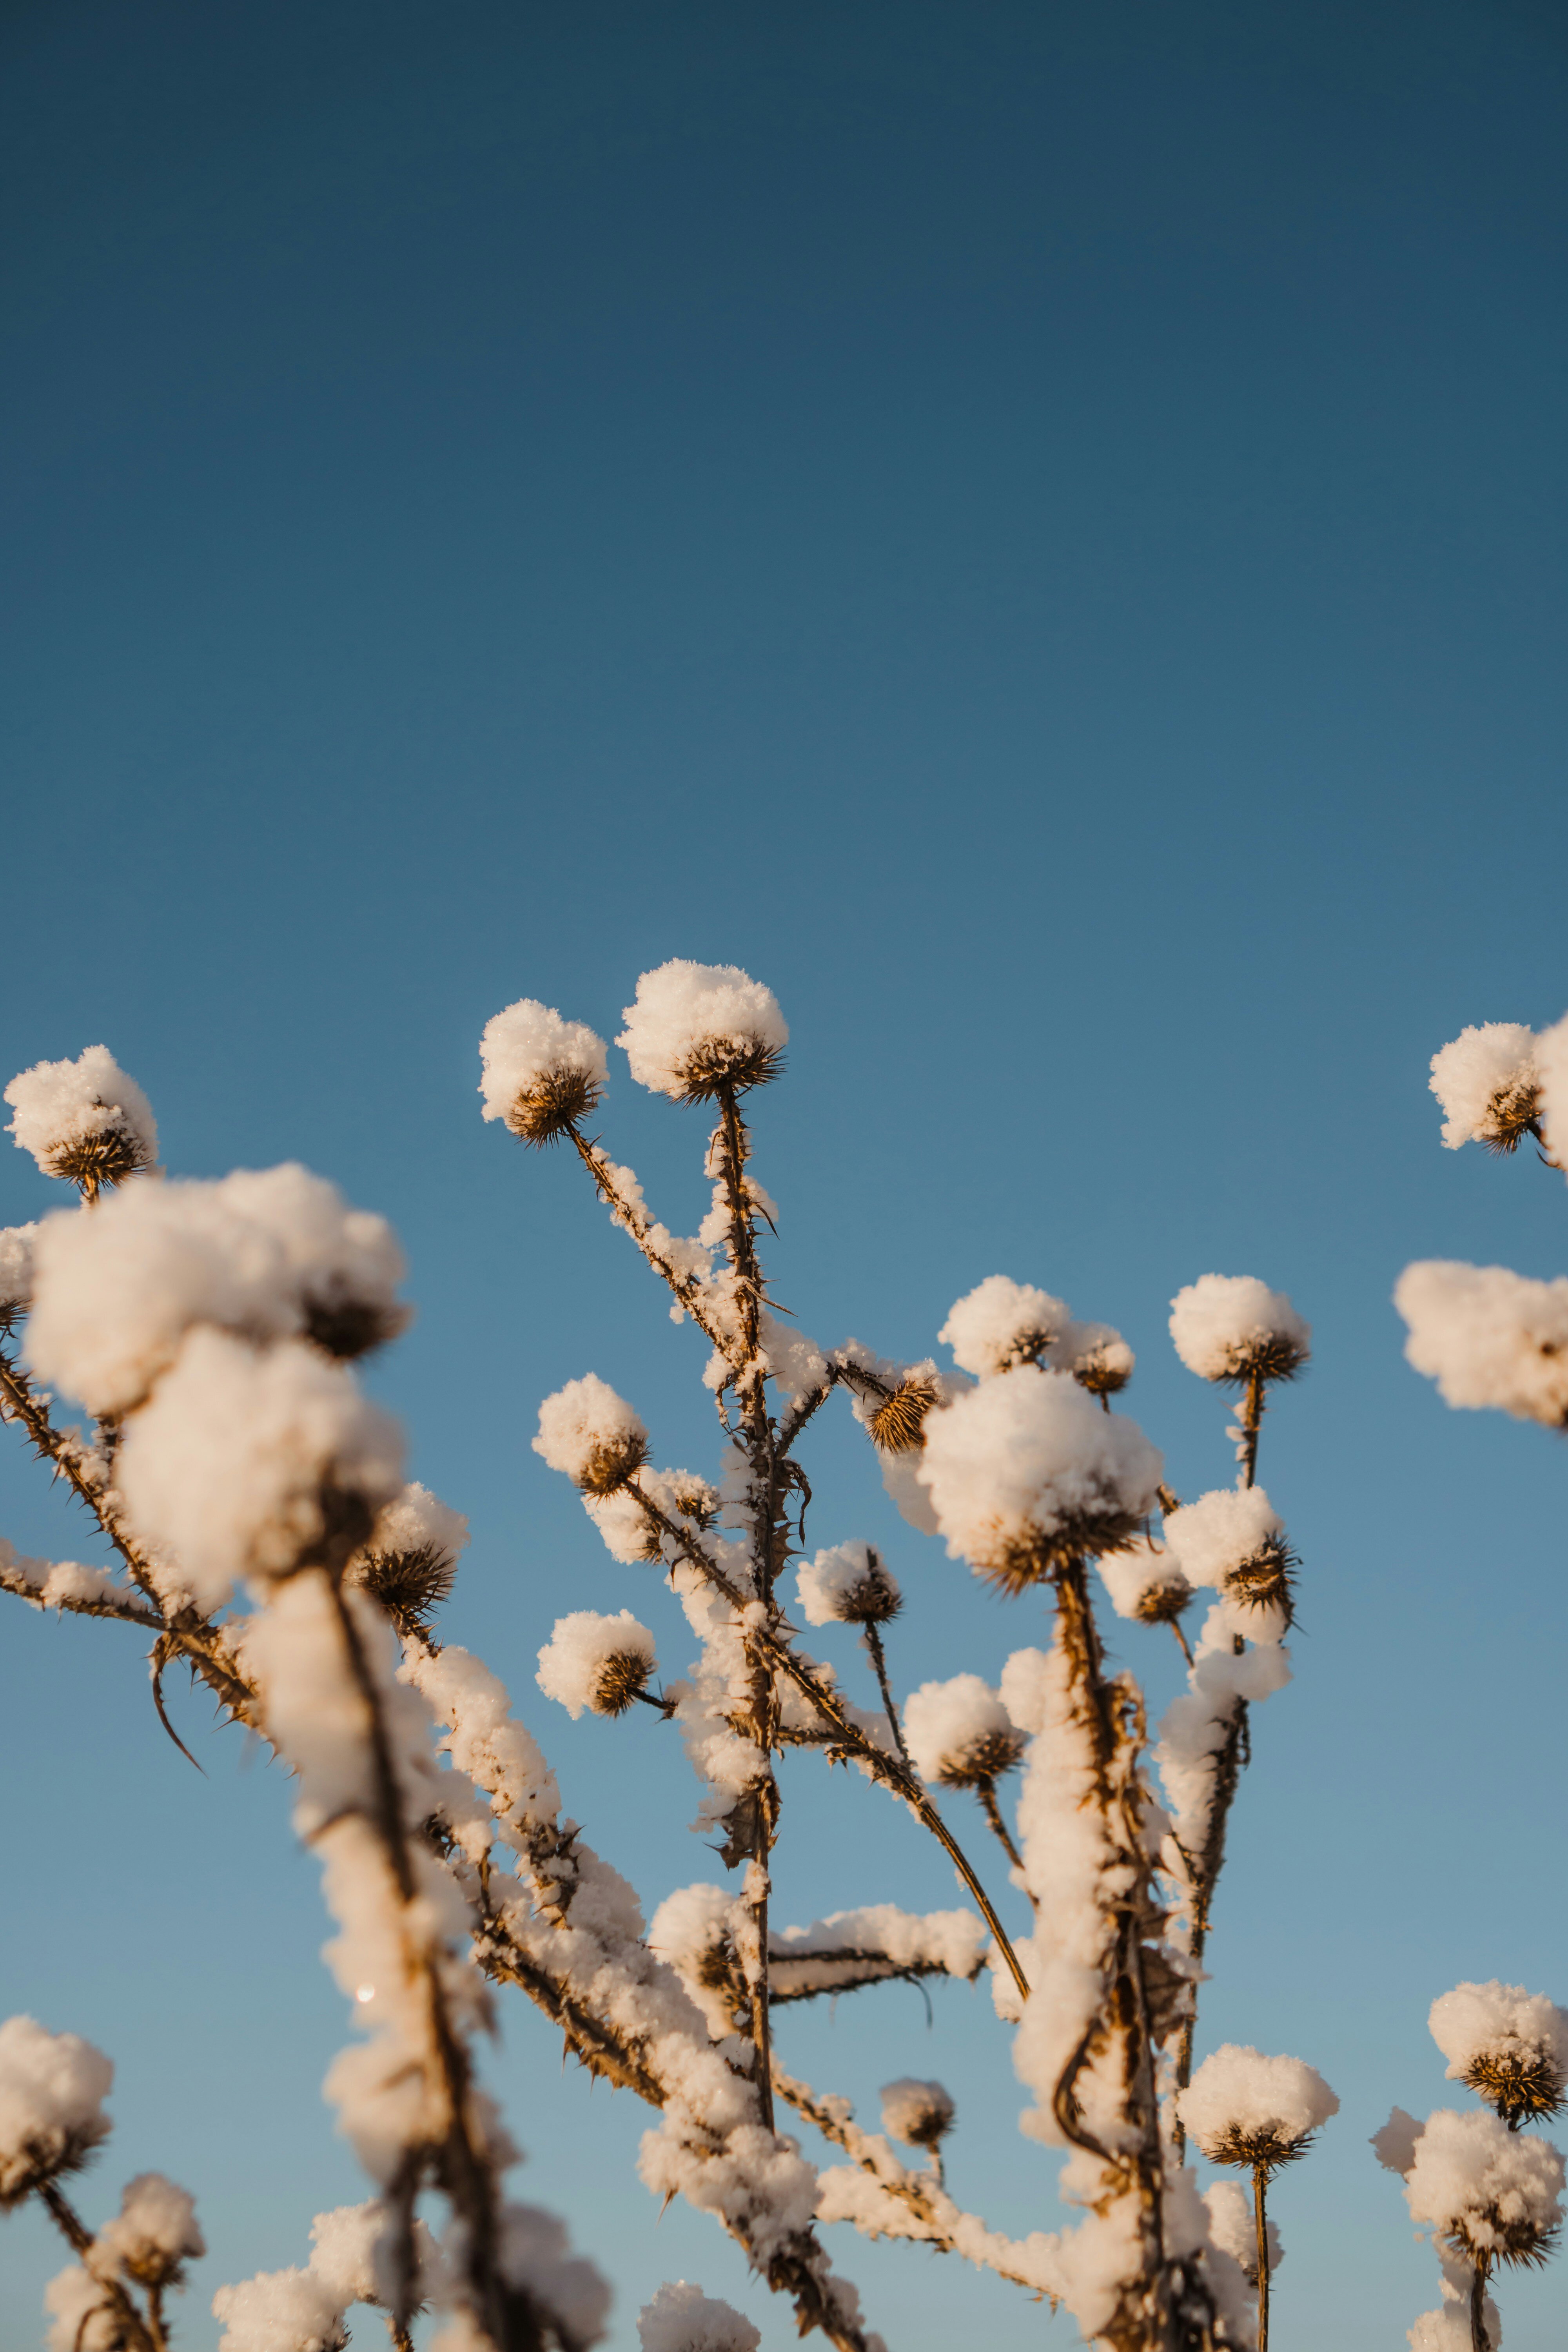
1448,2209,1563,2271
673,1034,786,1103
1202,2123,1316,2176
1478,1076,1543,1154
349,1541,458,1639
302,1287,412,1361
46,1118,156,1202
504,1065,605,1146
576,1430,650,1495
935,1726,1027,1789
880,2077,956,2150
592,1646,654,1717
840,1556,903,1626
1222,1532,1298,1629
1072,1345,1133,1399
1132,1571,1194,1628
1213,1331,1310,1388
1465,2048,1568,2130
870,1376,939,1453
976,1508,1149,1596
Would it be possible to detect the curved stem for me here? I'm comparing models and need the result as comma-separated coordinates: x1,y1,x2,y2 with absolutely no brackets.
976,1780,1025,1880
863,1622,911,1772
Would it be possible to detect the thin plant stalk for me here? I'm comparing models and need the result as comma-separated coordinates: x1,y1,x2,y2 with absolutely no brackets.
1252,2164,1270,2352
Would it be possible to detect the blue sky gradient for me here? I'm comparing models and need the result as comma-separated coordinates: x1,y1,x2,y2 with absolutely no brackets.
3,4,1568,2345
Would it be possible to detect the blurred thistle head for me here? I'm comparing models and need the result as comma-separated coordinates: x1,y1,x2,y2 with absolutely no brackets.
903,1674,1025,1789
879,2077,955,2151
4,1046,158,1202
797,1540,903,1628
87,2173,205,2293
0,2016,114,2209
1169,1274,1310,1389
869,1373,939,1454
479,999,609,1146
1429,1022,1541,1154
1097,1539,1194,1628
0,1223,36,1339
617,960,788,1105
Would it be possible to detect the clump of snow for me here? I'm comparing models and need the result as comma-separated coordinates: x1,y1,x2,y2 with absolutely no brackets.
1178,2045,1338,2165
27,1166,407,1416
902,1675,1024,1788
1396,1261,1568,1426
880,2078,954,2149
351,1484,468,1579
617,962,787,1102
89,2173,204,2288
479,999,608,1141
497,2201,612,2348
537,1610,657,1719
0,1540,129,1617
0,2016,113,2206
534,1374,648,1494
795,1541,901,1626
1372,2108,1426,2177
43,2266,122,2352
918,1366,1162,1583
1169,1275,1310,1385
637,2279,760,2352
1160,1487,1292,1639
1429,1981,1568,2123
1404,2107,1565,2262
1096,1539,1192,1628
0,1222,37,1331
1536,1011,1568,1172
212,2265,348,2352
998,1647,1053,1735
5,1046,158,1189
940,1278,1072,1377
1429,1023,1539,1150
769,1906,987,1998
117,1328,403,1612
1204,2177,1280,2283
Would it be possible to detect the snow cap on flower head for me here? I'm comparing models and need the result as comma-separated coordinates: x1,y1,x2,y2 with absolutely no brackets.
537,1610,657,1719
796,1541,902,1626
1535,1011,1568,1172
88,2174,204,2291
880,2077,955,2150
1429,1022,1540,1153
345,1483,469,1640
211,2264,349,2352
5,1046,158,1196
479,999,608,1146
902,1675,1024,1789
0,2016,113,2208
1169,1275,1310,1387
1396,1261,1568,1428
1404,2107,1564,2267
1096,1537,1193,1629
617,961,787,1103
1161,1486,1295,1635
918,1365,1162,1590
1429,1980,1568,2129
939,1276,1134,1398
534,1374,648,1494
1178,2044,1338,2170
637,2280,760,2352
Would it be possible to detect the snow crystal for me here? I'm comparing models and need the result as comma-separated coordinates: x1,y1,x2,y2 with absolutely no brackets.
212,2265,347,2352
918,1366,1162,1582
479,999,608,1140
89,2172,204,2288
117,1328,403,1612
617,962,787,1102
940,1278,1072,1378
1204,2177,1280,2281
879,2078,954,2148
1429,1022,1539,1150
1372,2108,1426,2177
537,1609,657,1719
5,1046,158,1189
902,1674,1024,1788
1178,2045,1338,2162
1169,1275,1309,1384
0,1221,36,1330
795,1541,901,1626
637,2279,760,2352
1405,2107,1565,2258
534,1374,647,1493
0,2015,113,2205
1536,1010,1568,1172
1396,1260,1568,1426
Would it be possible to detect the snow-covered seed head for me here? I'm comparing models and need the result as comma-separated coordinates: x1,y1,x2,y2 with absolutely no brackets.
617,961,788,1104
1169,1274,1310,1389
879,2076,955,2151
0,1222,36,1336
537,1610,658,1719
796,1541,902,1627
0,2015,114,2208
903,1674,1025,1789
87,2173,205,2291
4,1047,158,1200
1429,1022,1541,1154
345,1483,469,1639
210,2265,350,2352
1161,1487,1296,1631
1178,2045,1339,2174
1430,1982,1568,2129
637,2279,761,2352
869,1373,940,1453
1405,2107,1565,2269
940,1277,1071,1379
1064,1326,1135,1399
1395,1261,1568,1428
533,1374,648,1494
479,998,609,1147
917,1365,1164,1590
1096,1539,1194,1628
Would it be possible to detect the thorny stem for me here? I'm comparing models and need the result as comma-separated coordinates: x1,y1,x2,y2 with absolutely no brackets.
564,1125,733,1360
976,1780,1025,1880
1173,1700,1249,2118
38,2180,158,2352
1470,2256,1492,2352
1252,2166,1270,2352
1237,1370,1265,1492
862,1621,911,1772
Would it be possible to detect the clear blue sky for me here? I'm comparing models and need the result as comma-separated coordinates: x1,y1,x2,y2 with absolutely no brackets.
3,4,1567,2346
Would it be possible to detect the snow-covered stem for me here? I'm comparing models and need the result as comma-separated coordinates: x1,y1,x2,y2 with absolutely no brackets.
37,2180,161,2352
975,1781,1024,1879
563,1123,733,1360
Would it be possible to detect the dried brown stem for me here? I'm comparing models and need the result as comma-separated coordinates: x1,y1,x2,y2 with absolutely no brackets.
38,2180,158,2352
863,1621,911,1773
565,1125,735,1360
1238,1369,1265,1491
1253,2165,1270,2352
976,1780,1025,1880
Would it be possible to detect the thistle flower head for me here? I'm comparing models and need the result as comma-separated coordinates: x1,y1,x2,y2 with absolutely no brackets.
87,2173,205,2291
346,1482,469,1638
940,1277,1072,1378
796,1541,902,1626
210,2265,350,2352
534,1374,648,1494
1405,2106,1565,2269
1169,1274,1310,1388
5,1046,158,1198
1429,1022,1540,1152
637,2279,761,2352
868,1372,940,1452
879,2076,955,2151
0,1222,37,1337
1096,1538,1194,1628
1178,2044,1339,2175
537,1610,657,1719
1058,1323,1135,1398
0,2014,114,2208
1430,1981,1568,2128
479,998,609,1145
1160,1486,1296,1634
617,961,787,1104
918,1365,1163,1590
902,1674,1025,1788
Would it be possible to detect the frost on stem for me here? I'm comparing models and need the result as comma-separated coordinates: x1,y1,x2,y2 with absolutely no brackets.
480,999,609,1145
1429,1024,1541,1154
537,1609,658,1718
637,2279,761,2352
5,1045,158,1198
534,1374,649,1495
1395,1261,1568,1427
617,961,787,1103
1430,1982,1568,2130
0,2014,113,2206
